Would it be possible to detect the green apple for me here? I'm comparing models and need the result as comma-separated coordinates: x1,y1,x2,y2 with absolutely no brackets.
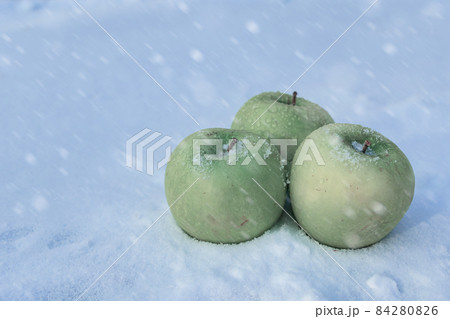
165,128,286,244
290,123,415,249
231,91,334,168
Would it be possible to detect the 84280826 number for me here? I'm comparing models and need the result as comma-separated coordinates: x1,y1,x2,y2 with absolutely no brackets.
376,306,438,316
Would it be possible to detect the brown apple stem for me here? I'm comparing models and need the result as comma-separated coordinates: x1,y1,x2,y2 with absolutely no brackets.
362,140,371,153
227,138,238,152
292,91,297,105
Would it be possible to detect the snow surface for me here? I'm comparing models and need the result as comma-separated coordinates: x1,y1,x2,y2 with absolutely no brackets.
1,0,449,300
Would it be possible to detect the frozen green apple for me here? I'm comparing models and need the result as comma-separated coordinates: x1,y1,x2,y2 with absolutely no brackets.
165,128,286,244
290,123,415,249
231,91,334,167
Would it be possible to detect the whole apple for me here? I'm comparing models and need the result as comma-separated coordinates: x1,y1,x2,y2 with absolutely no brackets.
290,123,415,249
231,91,334,168
165,128,286,244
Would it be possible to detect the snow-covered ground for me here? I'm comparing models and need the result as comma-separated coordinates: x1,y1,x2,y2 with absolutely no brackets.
1,0,449,300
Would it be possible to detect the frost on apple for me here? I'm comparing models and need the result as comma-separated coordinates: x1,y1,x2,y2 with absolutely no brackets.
263,146,273,160
231,91,334,170
166,128,286,243
290,123,415,249
351,140,375,156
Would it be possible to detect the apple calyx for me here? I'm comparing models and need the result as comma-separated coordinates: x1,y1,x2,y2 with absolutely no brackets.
226,137,238,152
362,140,371,154
292,91,297,105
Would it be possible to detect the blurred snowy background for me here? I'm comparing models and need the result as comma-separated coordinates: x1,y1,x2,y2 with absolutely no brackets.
1,0,449,300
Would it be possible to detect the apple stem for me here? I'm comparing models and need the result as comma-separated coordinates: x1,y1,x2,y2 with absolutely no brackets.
227,138,238,152
362,140,371,153
292,91,297,105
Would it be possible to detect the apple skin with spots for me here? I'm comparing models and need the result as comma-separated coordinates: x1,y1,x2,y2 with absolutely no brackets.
289,123,415,249
165,128,286,244
231,91,334,168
